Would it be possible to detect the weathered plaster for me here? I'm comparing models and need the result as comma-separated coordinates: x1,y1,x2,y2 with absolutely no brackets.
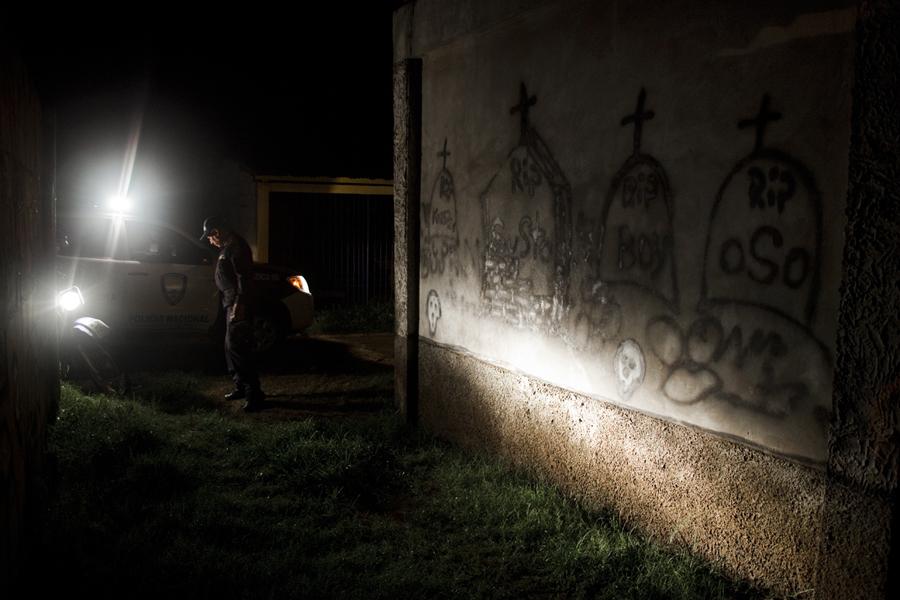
828,0,899,497
410,0,854,462
419,340,827,594
816,1,900,597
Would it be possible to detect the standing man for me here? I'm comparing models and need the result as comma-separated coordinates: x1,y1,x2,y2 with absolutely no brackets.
200,216,265,412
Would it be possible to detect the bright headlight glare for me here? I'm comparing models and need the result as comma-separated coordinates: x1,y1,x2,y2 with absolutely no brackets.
107,195,133,213
288,275,309,294
57,287,84,312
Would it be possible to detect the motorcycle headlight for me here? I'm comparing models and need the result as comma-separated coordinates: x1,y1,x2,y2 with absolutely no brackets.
57,287,85,312
288,275,310,294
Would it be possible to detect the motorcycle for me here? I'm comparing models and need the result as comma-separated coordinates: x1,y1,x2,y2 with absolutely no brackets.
57,286,130,395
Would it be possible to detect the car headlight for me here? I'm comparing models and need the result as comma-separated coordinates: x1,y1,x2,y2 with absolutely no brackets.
288,275,310,294
57,286,85,312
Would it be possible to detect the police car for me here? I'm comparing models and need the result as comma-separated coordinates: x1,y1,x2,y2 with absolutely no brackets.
56,212,313,352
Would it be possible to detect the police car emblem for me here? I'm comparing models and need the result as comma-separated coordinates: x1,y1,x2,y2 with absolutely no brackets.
161,273,188,306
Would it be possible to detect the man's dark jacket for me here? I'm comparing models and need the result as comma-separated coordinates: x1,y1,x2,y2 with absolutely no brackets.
215,233,256,309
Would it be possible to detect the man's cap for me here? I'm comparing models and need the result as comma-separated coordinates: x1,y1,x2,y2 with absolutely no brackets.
199,216,228,241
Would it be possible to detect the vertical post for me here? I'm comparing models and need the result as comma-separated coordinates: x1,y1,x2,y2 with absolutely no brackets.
256,181,270,263
0,50,56,586
393,58,422,424
817,1,900,598
366,198,371,304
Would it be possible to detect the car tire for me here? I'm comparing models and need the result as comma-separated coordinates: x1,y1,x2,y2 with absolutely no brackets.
76,335,131,396
252,310,284,354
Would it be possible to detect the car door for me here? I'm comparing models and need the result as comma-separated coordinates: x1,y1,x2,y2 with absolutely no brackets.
123,219,218,337
56,216,129,331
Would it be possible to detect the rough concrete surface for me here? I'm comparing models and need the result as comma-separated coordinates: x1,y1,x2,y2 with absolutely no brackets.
420,340,826,594
393,59,422,420
815,478,894,599
815,1,900,597
828,0,899,496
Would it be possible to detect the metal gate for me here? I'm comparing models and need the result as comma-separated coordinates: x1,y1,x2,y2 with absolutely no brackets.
265,184,393,308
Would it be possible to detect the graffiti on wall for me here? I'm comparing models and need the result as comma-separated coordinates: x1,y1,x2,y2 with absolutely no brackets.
480,82,573,334
422,138,462,278
614,339,646,400
645,313,818,418
568,88,674,359
426,289,442,337
598,88,679,308
636,94,831,423
422,83,836,451
567,277,624,354
701,94,822,327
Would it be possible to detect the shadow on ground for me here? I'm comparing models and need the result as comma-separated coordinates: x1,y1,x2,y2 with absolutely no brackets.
117,333,395,419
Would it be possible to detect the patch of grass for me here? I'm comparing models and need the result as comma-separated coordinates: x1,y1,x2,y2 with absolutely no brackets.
308,301,394,334
129,371,222,414
26,379,767,599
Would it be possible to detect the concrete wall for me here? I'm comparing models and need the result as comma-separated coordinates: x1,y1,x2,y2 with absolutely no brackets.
817,1,900,597
215,159,258,253
394,0,898,596
403,0,855,463
0,52,58,584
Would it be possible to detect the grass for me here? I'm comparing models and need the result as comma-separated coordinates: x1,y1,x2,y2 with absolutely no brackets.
307,301,394,334
25,376,767,599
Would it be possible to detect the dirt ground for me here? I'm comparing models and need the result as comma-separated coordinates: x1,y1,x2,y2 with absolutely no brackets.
309,332,395,366
120,332,396,419
241,332,395,420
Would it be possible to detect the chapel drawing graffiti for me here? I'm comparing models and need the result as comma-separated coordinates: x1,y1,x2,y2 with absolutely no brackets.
480,82,573,334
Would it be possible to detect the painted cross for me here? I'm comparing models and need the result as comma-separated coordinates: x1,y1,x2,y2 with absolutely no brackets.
438,138,451,170
509,82,537,138
620,87,655,155
738,94,782,154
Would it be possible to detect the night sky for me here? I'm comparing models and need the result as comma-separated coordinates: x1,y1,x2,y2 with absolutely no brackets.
9,6,395,228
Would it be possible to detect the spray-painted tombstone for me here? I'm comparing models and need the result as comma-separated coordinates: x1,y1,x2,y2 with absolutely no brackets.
422,138,460,277
701,94,821,326
598,88,678,309
480,83,573,334
682,95,833,435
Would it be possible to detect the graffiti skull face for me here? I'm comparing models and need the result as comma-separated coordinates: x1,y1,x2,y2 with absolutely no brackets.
614,339,646,401
426,290,442,337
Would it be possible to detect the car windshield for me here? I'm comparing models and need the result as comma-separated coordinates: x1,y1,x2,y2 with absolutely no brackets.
57,217,126,259
126,220,212,265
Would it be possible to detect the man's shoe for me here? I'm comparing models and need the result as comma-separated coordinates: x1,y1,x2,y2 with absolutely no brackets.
241,400,263,413
242,391,266,413
225,388,246,401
